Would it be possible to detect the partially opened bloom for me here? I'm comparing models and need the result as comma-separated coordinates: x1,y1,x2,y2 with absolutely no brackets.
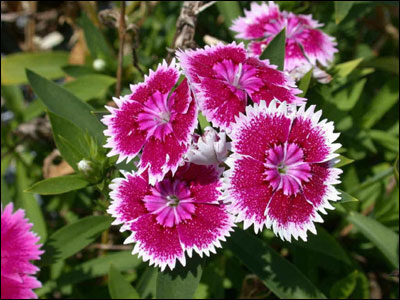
186,127,229,166
1,203,43,299
108,163,235,271
102,60,197,184
177,42,303,130
231,2,337,82
223,100,342,241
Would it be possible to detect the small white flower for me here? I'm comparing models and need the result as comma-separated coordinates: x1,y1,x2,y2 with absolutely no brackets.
93,58,106,71
77,159,92,174
187,127,229,165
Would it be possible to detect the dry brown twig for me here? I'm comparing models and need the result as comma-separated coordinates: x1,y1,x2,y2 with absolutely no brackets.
167,1,203,62
116,1,126,97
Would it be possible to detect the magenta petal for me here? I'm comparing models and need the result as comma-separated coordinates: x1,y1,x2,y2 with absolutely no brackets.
196,77,247,129
1,204,43,300
177,204,234,257
171,92,197,144
225,155,274,232
289,116,329,163
230,1,281,39
170,78,191,114
130,62,179,103
108,173,149,225
297,28,337,67
139,137,169,184
230,102,291,161
265,190,319,241
128,214,184,271
103,99,146,162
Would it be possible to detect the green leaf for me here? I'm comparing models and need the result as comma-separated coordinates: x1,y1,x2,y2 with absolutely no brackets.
334,1,355,24
41,216,112,265
198,112,210,130
216,1,241,36
26,70,104,144
228,229,326,299
351,271,370,299
109,265,140,299
64,74,116,102
330,270,358,299
26,174,89,195
23,99,46,122
1,51,69,85
333,78,367,111
57,251,141,286
137,268,157,299
80,13,114,59
62,65,96,77
363,56,399,75
16,160,47,243
48,111,91,170
294,226,352,265
347,212,399,268
298,68,313,97
260,28,286,71
156,256,203,299
349,167,394,194
361,78,399,129
395,155,399,184
334,58,364,78
1,85,24,118
338,189,360,203
368,130,399,153
335,155,355,168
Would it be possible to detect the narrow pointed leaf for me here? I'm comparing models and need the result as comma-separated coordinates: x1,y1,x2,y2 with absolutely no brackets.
26,70,104,144
41,216,112,265
228,229,326,299
347,212,399,268
260,28,286,70
25,174,89,195
109,265,140,299
156,256,203,299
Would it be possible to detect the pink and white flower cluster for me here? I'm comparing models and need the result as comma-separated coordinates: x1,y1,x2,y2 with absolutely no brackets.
103,1,342,271
231,1,338,82
1,203,43,299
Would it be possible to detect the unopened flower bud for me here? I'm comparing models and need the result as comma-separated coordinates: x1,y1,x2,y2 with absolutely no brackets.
93,58,106,71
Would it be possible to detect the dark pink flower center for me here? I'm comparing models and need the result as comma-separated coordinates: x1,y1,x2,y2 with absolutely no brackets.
264,143,311,195
212,59,263,100
143,178,195,227
138,90,176,140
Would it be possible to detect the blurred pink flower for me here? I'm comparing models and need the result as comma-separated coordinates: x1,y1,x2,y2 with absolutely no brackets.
177,42,303,130
1,203,43,299
108,163,235,271
223,100,342,241
102,60,197,185
231,1,337,82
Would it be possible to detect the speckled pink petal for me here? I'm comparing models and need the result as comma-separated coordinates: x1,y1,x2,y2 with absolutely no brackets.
1,204,43,300
128,214,185,271
107,173,149,225
225,155,274,232
177,204,234,257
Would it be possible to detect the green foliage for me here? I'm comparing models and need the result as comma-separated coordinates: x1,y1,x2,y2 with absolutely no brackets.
109,265,140,299
347,212,399,268
26,70,105,145
228,229,327,299
41,216,112,265
260,28,286,71
25,175,90,195
156,256,203,299
1,51,69,85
